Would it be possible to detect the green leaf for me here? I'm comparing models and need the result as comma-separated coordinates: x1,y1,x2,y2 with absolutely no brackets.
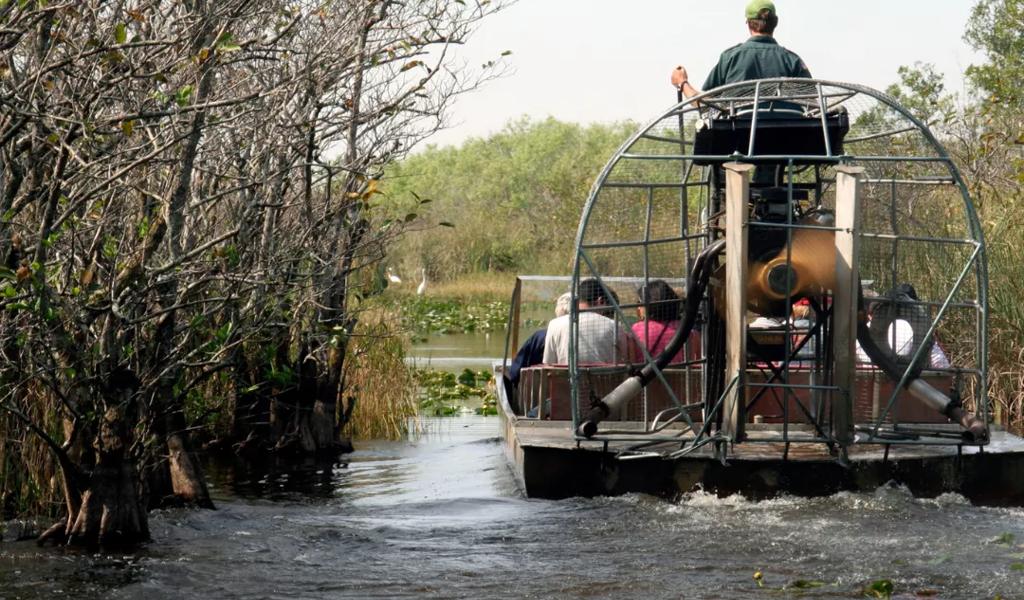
176,85,194,107
993,532,1015,545
438,221,455,228
216,32,241,53
114,22,127,44
1011,563,1024,572
863,579,894,599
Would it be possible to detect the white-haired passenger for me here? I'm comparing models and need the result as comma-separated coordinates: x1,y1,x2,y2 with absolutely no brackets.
503,293,572,411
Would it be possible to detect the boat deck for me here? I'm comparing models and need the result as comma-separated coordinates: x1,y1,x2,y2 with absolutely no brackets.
502,411,1024,502
513,419,1024,461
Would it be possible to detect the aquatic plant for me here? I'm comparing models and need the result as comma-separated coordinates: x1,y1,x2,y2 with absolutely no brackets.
862,579,894,599
401,297,508,338
343,316,420,440
415,368,495,416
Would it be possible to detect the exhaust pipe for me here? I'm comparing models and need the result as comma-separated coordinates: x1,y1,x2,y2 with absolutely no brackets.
857,319,987,442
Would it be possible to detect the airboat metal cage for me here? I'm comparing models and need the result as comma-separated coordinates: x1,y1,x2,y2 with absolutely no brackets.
568,79,988,459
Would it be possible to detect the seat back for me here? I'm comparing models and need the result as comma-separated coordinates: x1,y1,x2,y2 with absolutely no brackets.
692,108,849,166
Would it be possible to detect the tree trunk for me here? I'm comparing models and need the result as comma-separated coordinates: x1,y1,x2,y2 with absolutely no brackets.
65,453,149,546
41,404,149,547
165,430,213,507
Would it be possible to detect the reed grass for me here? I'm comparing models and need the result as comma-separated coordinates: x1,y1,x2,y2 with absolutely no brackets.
1,387,63,520
342,309,420,440
980,201,1024,435
387,270,515,304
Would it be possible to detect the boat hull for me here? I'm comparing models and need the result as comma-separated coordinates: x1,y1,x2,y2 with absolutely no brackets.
497,373,1024,503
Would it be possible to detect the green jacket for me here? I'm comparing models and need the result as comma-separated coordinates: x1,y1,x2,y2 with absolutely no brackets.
702,36,811,91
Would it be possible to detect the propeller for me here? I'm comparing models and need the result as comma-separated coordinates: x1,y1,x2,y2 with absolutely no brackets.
746,210,836,314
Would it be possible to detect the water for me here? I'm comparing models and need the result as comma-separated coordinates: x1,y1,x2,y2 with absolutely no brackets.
407,327,534,372
3,416,1024,599
4,333,1024,599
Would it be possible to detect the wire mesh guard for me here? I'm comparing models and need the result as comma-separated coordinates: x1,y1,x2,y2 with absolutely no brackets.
567,79,987,453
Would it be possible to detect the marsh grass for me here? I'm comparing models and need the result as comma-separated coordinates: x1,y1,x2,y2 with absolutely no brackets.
982,211,1024,435
1,387,62,519
343,311,420,440
388,270,513,304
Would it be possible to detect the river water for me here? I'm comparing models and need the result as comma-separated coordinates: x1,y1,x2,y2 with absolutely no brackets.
3,332,1024,599
3,416,1024,599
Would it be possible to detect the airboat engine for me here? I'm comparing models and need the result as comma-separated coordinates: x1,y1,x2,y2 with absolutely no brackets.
571,79,988,455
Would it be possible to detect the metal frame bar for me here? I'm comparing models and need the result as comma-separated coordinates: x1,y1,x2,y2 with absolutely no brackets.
562,78,988,457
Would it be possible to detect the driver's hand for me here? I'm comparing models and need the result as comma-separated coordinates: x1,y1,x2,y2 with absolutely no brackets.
671,65,689,89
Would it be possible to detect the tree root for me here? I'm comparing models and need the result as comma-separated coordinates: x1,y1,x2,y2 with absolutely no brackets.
37,518,68,546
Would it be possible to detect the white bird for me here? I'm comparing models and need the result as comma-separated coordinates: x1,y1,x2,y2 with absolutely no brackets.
386,267,402,284
416,267,427,296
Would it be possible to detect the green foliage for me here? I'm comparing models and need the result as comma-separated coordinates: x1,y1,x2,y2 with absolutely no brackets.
384,117,634,280
862,579,894,599
343,315,419,440
400,296,507,337
415,368,495,416
993,532,1016,545
853,62,955,136
965,0,1024,110
889,63,956,126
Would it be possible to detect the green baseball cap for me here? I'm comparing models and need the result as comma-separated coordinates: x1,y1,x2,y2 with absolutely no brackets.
745,0,776,19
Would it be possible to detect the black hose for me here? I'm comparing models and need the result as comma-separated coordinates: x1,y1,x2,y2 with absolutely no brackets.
643,239,725,383
578,240,725,437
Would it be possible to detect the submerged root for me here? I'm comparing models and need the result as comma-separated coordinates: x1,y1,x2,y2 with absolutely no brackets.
38,461,151,548
37,518,68,546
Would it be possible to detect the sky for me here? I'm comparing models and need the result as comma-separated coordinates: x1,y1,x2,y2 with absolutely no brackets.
424,0,984,149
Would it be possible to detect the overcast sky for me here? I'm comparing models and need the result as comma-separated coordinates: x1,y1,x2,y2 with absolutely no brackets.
424,0,983,149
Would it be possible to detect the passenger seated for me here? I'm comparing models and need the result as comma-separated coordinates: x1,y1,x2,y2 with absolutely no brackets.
855,284,950,369
630,279,700,364
503,293,571,413
543,278,627,365
789,298,816,362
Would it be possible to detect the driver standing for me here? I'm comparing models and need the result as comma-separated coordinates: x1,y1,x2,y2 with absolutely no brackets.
670,0,811,97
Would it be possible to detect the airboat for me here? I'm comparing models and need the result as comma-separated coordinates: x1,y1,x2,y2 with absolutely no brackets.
495,79,1024,501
